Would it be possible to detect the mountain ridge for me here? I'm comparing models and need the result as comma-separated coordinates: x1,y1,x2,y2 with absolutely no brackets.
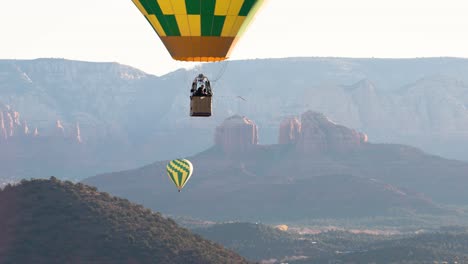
84,112,467,222
4,57,468,182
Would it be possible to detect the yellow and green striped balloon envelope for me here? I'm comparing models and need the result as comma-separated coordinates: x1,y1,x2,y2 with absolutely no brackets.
166,159,194,192
132,0,265,62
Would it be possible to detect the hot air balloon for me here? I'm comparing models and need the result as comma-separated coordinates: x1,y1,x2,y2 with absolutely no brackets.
166,159,194,192
132,0,265,117
131,0,265,62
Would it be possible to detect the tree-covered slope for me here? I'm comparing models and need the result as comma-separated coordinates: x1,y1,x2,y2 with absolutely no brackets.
0,178,248,264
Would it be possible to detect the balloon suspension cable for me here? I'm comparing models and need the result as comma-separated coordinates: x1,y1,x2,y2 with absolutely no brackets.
183,68,189,86
211,61,229,83
183,62,199,86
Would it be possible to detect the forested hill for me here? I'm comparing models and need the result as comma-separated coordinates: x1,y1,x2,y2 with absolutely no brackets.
0,178,248,264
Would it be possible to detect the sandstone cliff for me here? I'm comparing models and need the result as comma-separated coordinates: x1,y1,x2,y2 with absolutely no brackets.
216,111,368,154
278,117,301,145
280,111,368,153
0,103,81,143
214,115,258,154
0,104,36,142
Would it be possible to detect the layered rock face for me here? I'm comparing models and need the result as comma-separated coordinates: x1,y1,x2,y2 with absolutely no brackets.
0,104,81,143
0,59,170,181
0,105,38,142
0,103,90,184
278,117,301,144
214,115,258,154
216,112,367,155
280,111,368,153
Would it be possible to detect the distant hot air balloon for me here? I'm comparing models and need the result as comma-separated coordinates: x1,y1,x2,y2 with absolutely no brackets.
166,159,194,192
132,0,265,62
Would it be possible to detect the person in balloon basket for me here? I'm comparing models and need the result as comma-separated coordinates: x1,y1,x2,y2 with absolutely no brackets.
195,84,207,96
191,74,212,97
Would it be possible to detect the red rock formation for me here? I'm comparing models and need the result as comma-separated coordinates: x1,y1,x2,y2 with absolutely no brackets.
278,117,301,144
295,111,367,153
0,105,83,143
55,119,66,138
216,112,368,154
0,111,6,141
215,115,258,154
0,109,25,141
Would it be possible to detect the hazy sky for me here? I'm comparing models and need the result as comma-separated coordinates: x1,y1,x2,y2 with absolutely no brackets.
2,0,468,75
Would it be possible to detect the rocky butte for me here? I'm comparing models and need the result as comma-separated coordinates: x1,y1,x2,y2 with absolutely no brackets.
214,115,258,154
278,116,301,145
285,111,368,153
215,111,368,154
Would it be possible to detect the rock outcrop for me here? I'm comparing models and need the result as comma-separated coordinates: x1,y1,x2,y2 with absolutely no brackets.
0,105,33,142
0,59,168,181
216,111,368,155
214,115,258,154
0,104,81,143
278,117,301,144
285,111,368,153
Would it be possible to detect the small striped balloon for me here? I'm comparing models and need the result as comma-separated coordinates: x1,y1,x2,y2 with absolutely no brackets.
166,159,194,192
